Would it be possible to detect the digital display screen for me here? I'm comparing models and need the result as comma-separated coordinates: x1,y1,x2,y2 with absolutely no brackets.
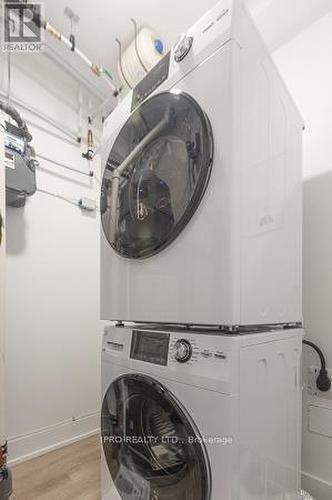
130,331,170,366
131,51,171,111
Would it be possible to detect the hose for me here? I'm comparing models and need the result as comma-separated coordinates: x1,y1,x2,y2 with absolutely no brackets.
0,99,32,142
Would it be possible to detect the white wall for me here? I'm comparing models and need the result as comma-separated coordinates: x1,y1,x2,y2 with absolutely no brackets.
2,7,332,493
274,12,332,500
0,54,103,463
0,113,6,448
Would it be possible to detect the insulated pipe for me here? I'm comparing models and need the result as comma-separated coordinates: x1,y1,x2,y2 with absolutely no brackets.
109,108,171,241
0,99,32,142
109,171,121,242
117,107,171,178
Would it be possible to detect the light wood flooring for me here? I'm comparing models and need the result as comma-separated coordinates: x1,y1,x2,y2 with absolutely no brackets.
11,435,101,500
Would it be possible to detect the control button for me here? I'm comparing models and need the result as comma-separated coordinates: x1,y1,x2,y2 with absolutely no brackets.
154,38,164,55
201,349,212,358
214,351,227,359
174,339,193,363
202,21,214,34
216,8,229,22
174,34,194,62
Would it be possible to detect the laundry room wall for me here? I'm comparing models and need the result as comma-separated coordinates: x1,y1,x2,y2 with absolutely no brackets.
273,11,332,500
0,53,104,463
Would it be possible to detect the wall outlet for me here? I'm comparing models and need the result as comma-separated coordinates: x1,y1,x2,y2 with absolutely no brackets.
306,365,332,401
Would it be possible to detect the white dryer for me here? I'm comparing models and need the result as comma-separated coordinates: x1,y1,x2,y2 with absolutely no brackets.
101,325,303,499
100,0,303,328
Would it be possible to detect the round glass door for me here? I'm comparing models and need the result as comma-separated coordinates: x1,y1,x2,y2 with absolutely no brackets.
101,91,213,259
101,374,211,500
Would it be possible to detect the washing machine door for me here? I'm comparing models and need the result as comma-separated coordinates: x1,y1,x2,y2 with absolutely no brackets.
101,91,213,259
101,374,211,500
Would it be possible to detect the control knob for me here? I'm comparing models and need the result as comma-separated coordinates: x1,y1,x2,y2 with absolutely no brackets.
174,34,194,62
174,339,192,363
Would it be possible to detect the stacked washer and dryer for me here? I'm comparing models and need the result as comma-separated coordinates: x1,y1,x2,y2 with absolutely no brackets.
100,1,304,499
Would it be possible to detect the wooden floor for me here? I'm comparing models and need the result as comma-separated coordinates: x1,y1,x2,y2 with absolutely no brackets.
11,435,101,500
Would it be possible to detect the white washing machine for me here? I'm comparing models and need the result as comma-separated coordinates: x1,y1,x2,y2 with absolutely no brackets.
101,325,303,499
100,0,303,328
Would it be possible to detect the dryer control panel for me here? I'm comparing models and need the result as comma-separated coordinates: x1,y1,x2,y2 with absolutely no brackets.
131,52,171,111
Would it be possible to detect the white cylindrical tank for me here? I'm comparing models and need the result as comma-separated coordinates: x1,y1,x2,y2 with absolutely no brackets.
118,27,164,90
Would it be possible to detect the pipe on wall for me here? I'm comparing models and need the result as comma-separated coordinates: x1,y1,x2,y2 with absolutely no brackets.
36,153,93,178
0,91,81,143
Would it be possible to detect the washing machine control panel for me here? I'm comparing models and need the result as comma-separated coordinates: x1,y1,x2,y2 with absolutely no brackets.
174,339,193,363
130,330,170,366
103,327,235,393
104,328,230,368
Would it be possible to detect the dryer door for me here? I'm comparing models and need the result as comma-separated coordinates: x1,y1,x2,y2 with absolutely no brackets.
101,91,213,259
101,374,211,500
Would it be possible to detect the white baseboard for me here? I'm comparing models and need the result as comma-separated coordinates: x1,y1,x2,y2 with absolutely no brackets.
302,471,332,500
8,412,100,466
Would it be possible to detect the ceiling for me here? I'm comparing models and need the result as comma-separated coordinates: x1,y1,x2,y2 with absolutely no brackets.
41,0,332,91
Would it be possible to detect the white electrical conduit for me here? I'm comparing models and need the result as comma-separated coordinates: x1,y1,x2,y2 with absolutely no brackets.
24,117,80,147
36,153,92,177
37,188,99,211
37,188,78,207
